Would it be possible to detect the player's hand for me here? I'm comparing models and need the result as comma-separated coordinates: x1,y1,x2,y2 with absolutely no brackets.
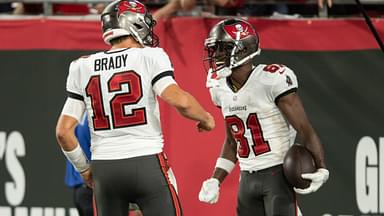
198,178,220,204
80,168,94,188
197,113,215,132
294,168,329,194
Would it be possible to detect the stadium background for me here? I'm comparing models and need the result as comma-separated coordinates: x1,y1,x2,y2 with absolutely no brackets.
0,17,383,216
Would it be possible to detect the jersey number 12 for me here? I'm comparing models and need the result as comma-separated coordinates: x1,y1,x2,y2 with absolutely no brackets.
86,71,147,130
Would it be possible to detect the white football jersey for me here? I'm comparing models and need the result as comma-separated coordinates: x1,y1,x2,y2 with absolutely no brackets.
210,64,298,171
66,47,176,160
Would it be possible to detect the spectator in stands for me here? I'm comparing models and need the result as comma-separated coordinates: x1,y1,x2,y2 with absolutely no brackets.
319,0,332,8
214,0,289,17
153,0,222,20
153,0,333,20
11,2,105,15
89,3,106,15
12,2,43,15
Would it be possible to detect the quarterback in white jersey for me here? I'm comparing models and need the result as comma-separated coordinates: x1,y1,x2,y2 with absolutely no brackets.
198,18,329,216
67,47,175,160
55,1,214,216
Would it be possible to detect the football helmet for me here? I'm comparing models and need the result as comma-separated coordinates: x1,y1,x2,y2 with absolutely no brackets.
204,18,261,79
101,0,158,46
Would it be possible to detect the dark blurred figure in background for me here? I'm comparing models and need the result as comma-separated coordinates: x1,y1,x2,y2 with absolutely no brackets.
0,3,14,14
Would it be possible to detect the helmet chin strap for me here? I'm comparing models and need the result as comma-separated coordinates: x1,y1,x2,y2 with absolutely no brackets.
215,48,261,79
230,49,261,69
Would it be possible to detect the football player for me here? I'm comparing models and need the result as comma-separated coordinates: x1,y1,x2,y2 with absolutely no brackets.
55,1,215,216
198,18,329,216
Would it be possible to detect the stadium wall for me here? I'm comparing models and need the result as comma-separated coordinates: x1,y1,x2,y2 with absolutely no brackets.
0,17,383,216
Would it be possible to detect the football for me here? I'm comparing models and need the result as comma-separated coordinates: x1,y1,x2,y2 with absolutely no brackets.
283,144,317,189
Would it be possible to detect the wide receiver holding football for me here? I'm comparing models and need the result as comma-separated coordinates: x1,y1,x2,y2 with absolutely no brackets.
199,18,329,216
55,0,215,216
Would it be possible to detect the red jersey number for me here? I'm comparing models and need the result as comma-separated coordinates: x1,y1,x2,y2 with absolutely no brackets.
86,71,146,130
225,113,271,158
263,64,285,74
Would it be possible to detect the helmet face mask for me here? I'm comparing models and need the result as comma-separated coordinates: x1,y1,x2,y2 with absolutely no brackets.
204,18,260,78
206,42,233,71
101,0,158,46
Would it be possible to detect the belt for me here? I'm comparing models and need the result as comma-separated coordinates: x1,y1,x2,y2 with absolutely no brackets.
242,164,283,174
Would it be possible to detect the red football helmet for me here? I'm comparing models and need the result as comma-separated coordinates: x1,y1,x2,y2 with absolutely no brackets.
204,18,261,78
101,0,158,46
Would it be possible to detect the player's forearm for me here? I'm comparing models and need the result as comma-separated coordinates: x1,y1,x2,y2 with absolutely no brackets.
212,168,229,184
212,156,237,184
174,92,211,123
213,138,237,183
161,85,211,123
56,116,89,172
299,130,326,168
55,115,79,151
56,126,78,151
220,133,238,161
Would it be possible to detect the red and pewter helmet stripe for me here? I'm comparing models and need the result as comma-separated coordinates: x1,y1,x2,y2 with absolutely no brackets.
223,22,256,40
118,0,145,15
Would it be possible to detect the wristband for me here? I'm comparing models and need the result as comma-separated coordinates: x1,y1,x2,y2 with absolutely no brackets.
215,157,235,174
62,144,90,173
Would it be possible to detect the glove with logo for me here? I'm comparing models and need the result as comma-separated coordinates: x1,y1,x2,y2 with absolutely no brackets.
294,168,329,194
198,178,220,204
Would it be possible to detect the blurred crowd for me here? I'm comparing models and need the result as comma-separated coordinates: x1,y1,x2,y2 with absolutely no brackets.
0,0,383,18
0,2,106,15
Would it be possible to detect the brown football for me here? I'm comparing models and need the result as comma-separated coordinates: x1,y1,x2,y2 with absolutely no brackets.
283,144,317,189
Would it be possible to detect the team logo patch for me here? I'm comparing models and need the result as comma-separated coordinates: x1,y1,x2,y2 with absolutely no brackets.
223,22,255,40
118,0,145,15
286,75,293,86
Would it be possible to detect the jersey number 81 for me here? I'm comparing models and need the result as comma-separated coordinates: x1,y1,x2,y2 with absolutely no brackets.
226,113,271,158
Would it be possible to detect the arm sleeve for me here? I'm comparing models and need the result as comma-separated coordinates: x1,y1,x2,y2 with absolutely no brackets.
66,60,84,101
270,67,298,103
149,48,177,96
61,97,86,122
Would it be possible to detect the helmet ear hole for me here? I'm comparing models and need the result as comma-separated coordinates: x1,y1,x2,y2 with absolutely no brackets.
133,23,143,30
224,43,235,53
